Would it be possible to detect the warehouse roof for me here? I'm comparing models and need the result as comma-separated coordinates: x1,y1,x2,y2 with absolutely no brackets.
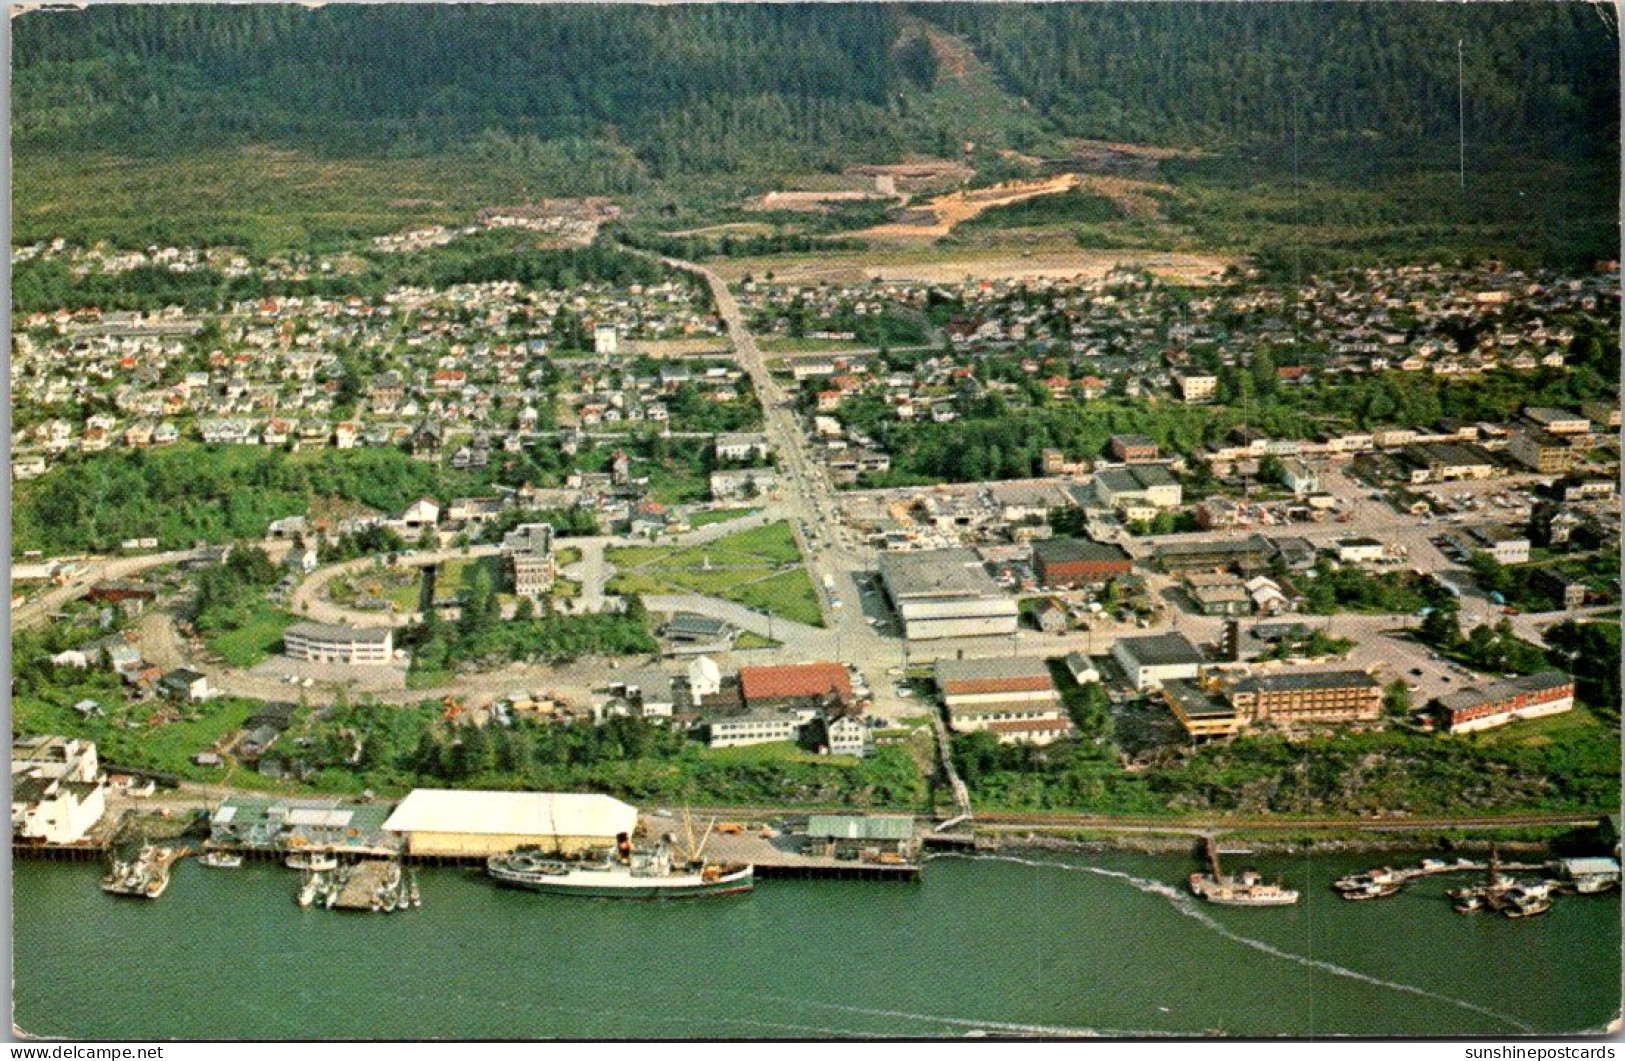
739,662,851,704
1032,538,1132,566
1114,632,1203,667
878,548,1002,599
805,814,914,841
934,656,1055,694
285,622,393,644
1232,669,1380,694
382,790,638,839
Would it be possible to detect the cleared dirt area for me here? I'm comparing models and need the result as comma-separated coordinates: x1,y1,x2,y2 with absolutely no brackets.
856,173,1082,239
746,189,895,212
712,245,1234,286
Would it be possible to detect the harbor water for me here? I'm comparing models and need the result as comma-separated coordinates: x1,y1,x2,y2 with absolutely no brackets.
13,850,1620,1038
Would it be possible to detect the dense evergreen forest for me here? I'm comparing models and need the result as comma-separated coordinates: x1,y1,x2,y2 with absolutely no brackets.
10,4,1617,257
15,4,1614,169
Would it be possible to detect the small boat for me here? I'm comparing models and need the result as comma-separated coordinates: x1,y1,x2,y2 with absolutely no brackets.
285,851,338,872
1190,839,1298,907
1453,894,1484,914
1501,884,1554,919
1332,867,1400,893
198,850,243,869
296,873,321,908
1340,878,1402,901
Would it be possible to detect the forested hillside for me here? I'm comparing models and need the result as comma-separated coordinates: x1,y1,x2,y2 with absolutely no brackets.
10,3,1617,256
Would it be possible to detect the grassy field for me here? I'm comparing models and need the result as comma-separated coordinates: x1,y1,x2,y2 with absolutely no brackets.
1471,705,1603,749
688,507,761,528
206,605,297,667
699,741,857,767
607,520,822,626
732,631,780,650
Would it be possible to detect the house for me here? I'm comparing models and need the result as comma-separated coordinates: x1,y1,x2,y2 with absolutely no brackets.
399,497,441,533
1279,458,1320,496
1063,652,1100,684
710,468,778,502
1031,538,1133,589
802,711,872,758
1031,597,1069,634
159,668,212,702
1532,567,1588,610
1113,632,1204,691
1461,524,1530,565
660,612,734,646
11,736,106,845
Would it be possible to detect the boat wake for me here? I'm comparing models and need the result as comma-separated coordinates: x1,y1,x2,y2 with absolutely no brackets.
705,992,1166,1037
934,853,1535,1034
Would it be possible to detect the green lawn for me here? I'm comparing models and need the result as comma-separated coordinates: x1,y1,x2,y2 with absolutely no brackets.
732,631,780,650
1471,704,1603,748
689,507,761,528
206,606,297,667
700,741,857,767
607,521,822,626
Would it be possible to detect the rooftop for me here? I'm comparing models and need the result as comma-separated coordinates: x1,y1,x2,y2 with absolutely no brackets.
739,662,852,704
285,622,394,644
382,789,639,839
879,548,1003,600
1114,632,1204,667
1032,538,1132,566
1232,669,1380,694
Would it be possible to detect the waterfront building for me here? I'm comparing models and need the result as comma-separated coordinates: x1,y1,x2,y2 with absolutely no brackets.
209,795,399,856
11,736,106,845
803,815,915,859
282,622,395,664
1433,671,1576,734
1113,632,1204,691
878,548,1020,641
382,789,640,858
934,657,1071,745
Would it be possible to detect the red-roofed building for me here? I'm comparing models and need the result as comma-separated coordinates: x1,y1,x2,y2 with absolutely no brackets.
739,662,852,708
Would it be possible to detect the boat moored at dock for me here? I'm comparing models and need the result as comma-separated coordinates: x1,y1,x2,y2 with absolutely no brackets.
488,843,754,899
1189,838,1298,907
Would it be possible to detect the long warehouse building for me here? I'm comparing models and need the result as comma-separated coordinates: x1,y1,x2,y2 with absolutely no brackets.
382,789,640,858
878,548,1020,641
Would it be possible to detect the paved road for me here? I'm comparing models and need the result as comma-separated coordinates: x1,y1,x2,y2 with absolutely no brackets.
12,547,218,630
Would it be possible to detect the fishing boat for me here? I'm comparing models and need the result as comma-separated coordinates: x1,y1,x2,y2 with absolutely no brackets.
1340,877,1403,901
1189,837,1298,907
198,850,244,869
100,844,176,899
488,814,751,899
1501,882,1554,920
296,872,322,908
1332,866,1400,893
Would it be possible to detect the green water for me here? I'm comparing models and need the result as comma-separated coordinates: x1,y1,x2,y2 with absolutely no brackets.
13,851,1620,1039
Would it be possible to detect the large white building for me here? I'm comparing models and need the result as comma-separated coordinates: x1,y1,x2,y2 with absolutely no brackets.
383,789,640,857
1112,632,1204,691
12,736,107,845
878,548,1019,641
283,622,395,664
934,657,1072,745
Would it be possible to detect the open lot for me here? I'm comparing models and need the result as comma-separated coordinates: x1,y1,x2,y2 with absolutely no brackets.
607,521,823,626
707,241,1233,285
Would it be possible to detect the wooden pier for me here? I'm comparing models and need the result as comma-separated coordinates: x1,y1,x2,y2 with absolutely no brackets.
330,860,402,910
651,816,923,882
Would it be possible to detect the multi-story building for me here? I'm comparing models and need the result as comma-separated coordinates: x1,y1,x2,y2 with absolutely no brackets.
1507,429,1574,474
1160,679,1241,738
282,623,395,664
1227,669,1383,726
1108,434,1160,463
502,522,556,599
1433,671,1575,734
934,657,1071,745
1172,370,1217,403
11,736,107,845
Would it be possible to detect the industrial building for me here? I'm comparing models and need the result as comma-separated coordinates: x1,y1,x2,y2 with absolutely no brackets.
1153,534,1275,575
283,622,395,664
382,789,640,858
1031,538,1133,588
878,548,1020,640
1113,632,1204,691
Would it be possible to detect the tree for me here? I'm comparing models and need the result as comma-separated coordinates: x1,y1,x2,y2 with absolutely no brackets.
1383,679,1413,717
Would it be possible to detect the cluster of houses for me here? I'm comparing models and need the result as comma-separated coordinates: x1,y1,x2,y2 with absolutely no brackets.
12,244,726,478
566,355,754,429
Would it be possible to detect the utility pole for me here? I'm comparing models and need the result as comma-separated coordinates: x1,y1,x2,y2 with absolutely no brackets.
1457,39,1466,191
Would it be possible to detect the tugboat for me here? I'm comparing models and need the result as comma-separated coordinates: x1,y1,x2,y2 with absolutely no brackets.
488,817,752,899
1189,837,1298,907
